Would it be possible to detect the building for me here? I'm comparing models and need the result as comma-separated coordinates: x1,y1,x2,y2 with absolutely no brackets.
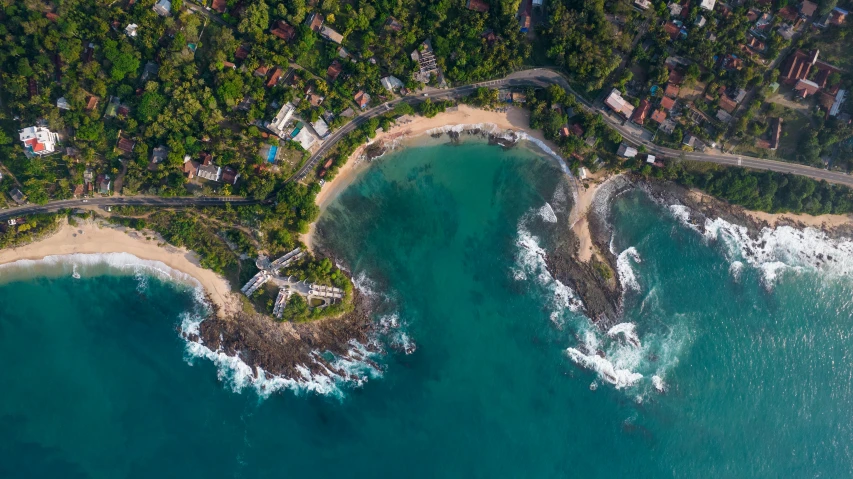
664,83,680,98
149,145,168,171
266,67,283,88
716,109,733,123
700,0,715,10
645,155,657,164
617,143,638,158
183,156,199,179
152,0,170,16
196,160,221,181
683,134,706,151
385,16,403,31
267,103,296,138
56,97,71,110
271,21,296,42
221,167,240,185
650,109,667,124
466,0,490,12
354,90,371,109
305,12,324,32
559,125,570,137
794,79,820,98
292,127,317,150
800,0,817,17
604,89,635,118
632,99,651,125
327,60,343,81
19,126,59,157
211,0,227,13
660,95,676,111
381,76,405,92
96,174,111,194
320,25,344,44
125,24,138,37
817,7,847,27
307,93,324,107
634,0,652,9
719,95,737,113
411,40,441,84
781,49,819,84
9,188,26,205
660,118,677,134
235,45,250,60
312,118,330,139
117,137,135,155
829,89,847,116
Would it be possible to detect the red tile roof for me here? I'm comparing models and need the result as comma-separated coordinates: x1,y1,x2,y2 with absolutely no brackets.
235,45,250,60
466,0,490,12
800,0,817,16
211,0,227,13
650,109,667,123
664,83,680,98
631,99,651,125
661,96,676,110
781,49,818,83
266,67,283,87
719,95,737,113
327,61,343,80
271,20,296,42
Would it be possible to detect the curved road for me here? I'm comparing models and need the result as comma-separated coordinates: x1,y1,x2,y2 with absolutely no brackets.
296,69,853,188
0,196,258,222
4,69,850,223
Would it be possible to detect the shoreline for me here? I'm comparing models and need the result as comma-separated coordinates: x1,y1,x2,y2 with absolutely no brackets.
0,217,241,318
304,104,566,252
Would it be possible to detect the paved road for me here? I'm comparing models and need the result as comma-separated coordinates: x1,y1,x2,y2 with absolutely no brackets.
0,196,258,222
296,68,853,188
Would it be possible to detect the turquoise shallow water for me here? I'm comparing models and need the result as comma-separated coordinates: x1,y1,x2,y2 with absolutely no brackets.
1,141,853,477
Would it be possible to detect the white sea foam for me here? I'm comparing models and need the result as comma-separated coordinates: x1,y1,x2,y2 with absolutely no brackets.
181,311,383,398
0,252,203,290
729,261,744,281
652,375,665,393
616,247,642,292
668,204,700,232
702,218,853,286
513,219,585,323
566,347,644,389
538,203,558,223
607,322,641,348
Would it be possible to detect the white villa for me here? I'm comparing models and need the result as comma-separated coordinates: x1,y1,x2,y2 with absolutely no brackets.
19,126,59,157
267,102,296,138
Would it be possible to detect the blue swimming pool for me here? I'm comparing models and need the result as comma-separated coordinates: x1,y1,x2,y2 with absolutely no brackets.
267,145,278,163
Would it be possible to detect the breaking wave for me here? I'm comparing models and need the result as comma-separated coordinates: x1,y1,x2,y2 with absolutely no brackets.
672,203,853,287
617,247,642,292
512,210,585,325
180,311,383,399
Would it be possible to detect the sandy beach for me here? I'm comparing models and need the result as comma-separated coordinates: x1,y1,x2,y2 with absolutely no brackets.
304,105,564,251
686,190,853,230
0,218,241,318
571,172,618,263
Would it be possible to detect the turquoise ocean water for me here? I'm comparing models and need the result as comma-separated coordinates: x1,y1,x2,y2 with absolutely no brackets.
1,141,853,477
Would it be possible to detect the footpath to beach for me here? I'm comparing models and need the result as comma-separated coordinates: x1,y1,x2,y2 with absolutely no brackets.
0,218,240,318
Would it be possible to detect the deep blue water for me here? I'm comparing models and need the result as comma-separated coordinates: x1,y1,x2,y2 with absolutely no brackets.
1,142,852,477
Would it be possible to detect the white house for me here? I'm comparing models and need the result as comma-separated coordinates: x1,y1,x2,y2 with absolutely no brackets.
380,75,405,92
312,118,330,139
125,24,138,37
152,0,171,16
617,143,638,158
267,103,296,138
19,126,59,157
700,0,716,10
293,128,317,151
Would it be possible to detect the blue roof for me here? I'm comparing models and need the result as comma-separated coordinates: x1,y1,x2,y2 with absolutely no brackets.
834,7,849,14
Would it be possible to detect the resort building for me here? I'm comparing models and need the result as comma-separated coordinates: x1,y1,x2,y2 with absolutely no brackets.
411,40,443,85
242,249,345,318
320,25,344,44
381,75,405,92
267,103,296,138
19,126,59,157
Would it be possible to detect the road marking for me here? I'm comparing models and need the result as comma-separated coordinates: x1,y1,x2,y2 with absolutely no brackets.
738,156,742,166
